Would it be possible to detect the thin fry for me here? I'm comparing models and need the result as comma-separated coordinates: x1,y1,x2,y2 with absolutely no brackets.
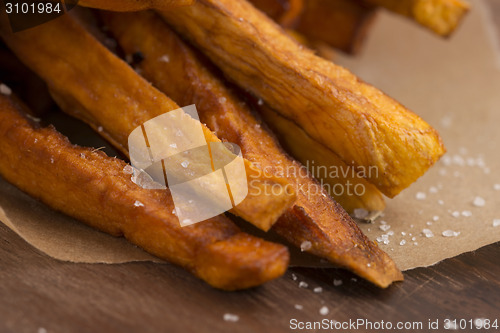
0,14,296,232
160,0,446,198
102,11,403,287
0,90,289,290
363,0,470,36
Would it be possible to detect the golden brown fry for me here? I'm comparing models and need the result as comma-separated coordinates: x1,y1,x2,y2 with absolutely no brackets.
102,11,402,287
160,0,446,198
250,0,378,54
0,90,289,290
0,14,296,232
362,0,470,36
258,104,386,214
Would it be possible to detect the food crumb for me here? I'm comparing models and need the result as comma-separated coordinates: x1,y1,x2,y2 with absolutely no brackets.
291,273,297,281
313,287,323,293
223,313,239,322
0,83,12,95
134,200,144,207
333,279,343,287
319,306,329,316
473,196,485,207
218,97,227,104
298,281,308,288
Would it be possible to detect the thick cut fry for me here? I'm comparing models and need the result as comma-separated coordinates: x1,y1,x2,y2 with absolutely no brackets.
250,0,378,54
160,0,446,198
102,11,403,287
0,91,289,290
362,0,469,36
0,14,296,232
257,104,385,213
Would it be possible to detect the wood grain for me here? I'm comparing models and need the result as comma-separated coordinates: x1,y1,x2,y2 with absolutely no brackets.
1,2,499,332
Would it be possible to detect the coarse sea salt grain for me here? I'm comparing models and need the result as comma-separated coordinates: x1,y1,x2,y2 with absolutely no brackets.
473,197,485,207
422,229,434,238
181,161,189,168
294,304,303,310
415,192,426,200
314,287,323,293
319,306,329,316
452,211,460,218
333,279,343,287
493,219,500,227
442,230,460,237
429,186,438,193
400,240,406,246
379,224,391,232
433,216,440,221
353,208,369,219
223,313,239,322
291,273,297,281
462,210,472,217
133,200,144,207
300,241,312,252
0,84,12,95
298,281,308,288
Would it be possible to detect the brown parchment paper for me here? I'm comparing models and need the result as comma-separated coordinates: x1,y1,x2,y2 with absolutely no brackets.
0,0,499,271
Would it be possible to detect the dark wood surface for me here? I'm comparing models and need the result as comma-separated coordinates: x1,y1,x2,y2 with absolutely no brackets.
2,2,500,333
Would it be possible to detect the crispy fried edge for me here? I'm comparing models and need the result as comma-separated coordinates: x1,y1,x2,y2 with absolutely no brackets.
102,10,403,287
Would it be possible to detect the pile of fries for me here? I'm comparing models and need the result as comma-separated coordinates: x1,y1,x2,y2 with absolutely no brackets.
0,0,468,290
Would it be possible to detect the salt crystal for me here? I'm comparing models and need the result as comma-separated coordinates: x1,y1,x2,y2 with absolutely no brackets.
380,220,387,225
494,184,500,191
351,278,357,282
159,55,170,63
50,158,54,164
415,192,426,200
291,273,297,281
426,221,432,226
80,153,86,159
218,97,227,104
123,165,134,174
300,241,312,252
401,232,406,236
181,161,189,168
257,99,264,106
366,263,371,267
0,84,12,95
223,313,239,322
170,143,177,149
37,328,47,333
411,237,417,241
400,240,406,246
387,231,394,236
172,209,177,216
319,306,329,316
433,216,439,221
461,210,472,217
379,224,391,232
438,200,444,205
294,304,303,310
353,208,369,219
473,197,485,207
452,211,460,218
97,126,103,132
182,218,193,225
134,200,144,207
298,281,308,288
422,229,434,238
313,287,323,293
429,186,438,193
493,219,500,227
442,230,460,237
414,242,418,246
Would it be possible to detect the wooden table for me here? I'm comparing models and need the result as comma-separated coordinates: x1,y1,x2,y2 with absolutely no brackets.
1,2,500,332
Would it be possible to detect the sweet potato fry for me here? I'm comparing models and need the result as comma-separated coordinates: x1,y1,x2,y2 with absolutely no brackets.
0,14,296,232
0,90,289,290
250,0,378,54
362,0,470,36
159,0,446,198
102,11,402,287
257,104,386,214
